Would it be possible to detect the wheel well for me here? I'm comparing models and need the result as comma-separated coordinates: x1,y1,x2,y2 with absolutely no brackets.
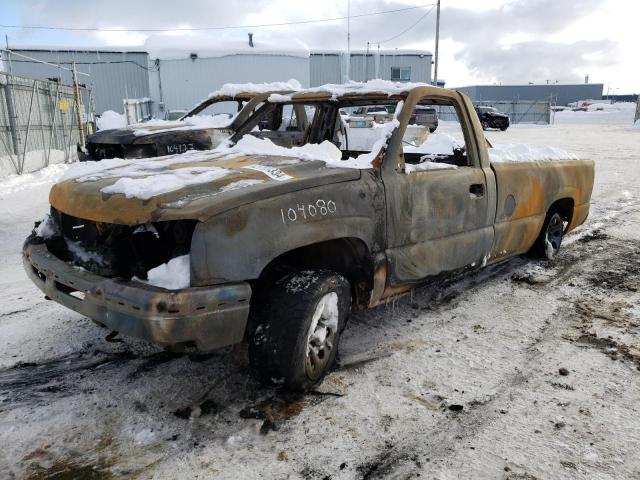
252,238,374,308
549,198,574,229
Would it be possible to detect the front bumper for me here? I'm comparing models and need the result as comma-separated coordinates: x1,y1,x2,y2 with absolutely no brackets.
23,241,251,351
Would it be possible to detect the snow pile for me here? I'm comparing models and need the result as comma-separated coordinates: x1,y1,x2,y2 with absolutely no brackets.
405,161,458,173
405,132,463,155
138,255,190,290
226,135,342,163
97,111,127,130
34,214,59,239
0,163,68,193
211,79,302,98
554,102,636,125
145,34,310,60
489,144,578,162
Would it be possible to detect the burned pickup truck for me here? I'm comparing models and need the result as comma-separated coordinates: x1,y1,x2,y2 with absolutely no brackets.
24,83,594,392
81,88,308,161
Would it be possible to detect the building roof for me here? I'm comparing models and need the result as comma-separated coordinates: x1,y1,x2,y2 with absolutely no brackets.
6,44,147,54
311,49,432,56
144,34,310,60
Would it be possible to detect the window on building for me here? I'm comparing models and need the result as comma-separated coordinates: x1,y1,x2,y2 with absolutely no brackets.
391,67,411,82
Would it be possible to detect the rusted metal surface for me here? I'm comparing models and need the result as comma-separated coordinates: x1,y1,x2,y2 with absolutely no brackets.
25,84,595,351
24,242,250,351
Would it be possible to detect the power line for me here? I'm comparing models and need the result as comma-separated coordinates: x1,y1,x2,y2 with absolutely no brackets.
0,4,436,33
373,5,436,45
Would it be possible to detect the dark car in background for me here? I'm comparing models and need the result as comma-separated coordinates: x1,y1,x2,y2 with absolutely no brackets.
474,106,510,131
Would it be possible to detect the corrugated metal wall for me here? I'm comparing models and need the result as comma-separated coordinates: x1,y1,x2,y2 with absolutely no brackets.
5,49,150,113
457,84,604,106
310,53,432,86
0,72,88,175
150,54,310,115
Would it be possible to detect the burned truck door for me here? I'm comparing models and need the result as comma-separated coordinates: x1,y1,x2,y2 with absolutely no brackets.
381,92,494,285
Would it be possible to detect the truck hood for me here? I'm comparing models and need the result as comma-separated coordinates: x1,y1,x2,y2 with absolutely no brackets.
88,124,232,145
50,153,361,225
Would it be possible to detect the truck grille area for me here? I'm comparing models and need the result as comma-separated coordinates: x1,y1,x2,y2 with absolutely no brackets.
48,208,196,279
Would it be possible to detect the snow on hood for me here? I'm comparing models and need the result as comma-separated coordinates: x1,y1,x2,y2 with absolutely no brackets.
209,79,302,99
145,34,310,60
97,111,127,130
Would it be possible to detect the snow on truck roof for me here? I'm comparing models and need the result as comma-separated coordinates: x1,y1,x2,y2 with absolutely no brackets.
207,79,303,99
266,79,444,102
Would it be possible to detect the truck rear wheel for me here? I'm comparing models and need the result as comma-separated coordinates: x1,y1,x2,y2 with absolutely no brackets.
531,212,565,260
248,270,351,392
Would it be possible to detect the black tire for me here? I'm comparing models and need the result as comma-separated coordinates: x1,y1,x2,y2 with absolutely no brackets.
481,120,489,130
500,125,508,131
531,212,565,260
248,270,351,392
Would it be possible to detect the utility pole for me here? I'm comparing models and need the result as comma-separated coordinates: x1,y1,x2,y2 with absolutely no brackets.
71,61,85,147
433,0,441,85
345,0,351,83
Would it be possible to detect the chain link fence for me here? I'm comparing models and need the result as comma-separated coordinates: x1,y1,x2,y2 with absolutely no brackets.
435,100,551,125
0,72,93,176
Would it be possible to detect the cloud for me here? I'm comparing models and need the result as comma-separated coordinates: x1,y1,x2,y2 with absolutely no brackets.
10,0,619,85
455,39,617,85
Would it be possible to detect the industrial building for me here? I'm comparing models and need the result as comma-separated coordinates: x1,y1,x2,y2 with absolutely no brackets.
310,50,432,86
2,37,433,118
456,83,604,106
1,46,150,114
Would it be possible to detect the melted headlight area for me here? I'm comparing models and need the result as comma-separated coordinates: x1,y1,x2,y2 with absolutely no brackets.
46,208,196,279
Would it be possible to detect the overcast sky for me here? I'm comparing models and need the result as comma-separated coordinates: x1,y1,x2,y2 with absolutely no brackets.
0,0,636,92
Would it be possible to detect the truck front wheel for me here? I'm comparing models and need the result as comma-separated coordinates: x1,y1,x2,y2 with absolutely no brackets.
248,270,351,392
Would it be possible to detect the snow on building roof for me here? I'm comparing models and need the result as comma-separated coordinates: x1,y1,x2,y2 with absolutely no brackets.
7,44,147,53
144,34,310,60
311,49,432,56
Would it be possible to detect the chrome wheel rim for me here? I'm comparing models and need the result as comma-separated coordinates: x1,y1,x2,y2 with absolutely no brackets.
305,292,339,379
545,215,564,257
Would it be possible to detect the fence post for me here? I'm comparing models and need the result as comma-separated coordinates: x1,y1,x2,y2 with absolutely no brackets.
35,81,48,168
71,61,85,147
20,80,37,173
635,97,640,125
3,78,22,173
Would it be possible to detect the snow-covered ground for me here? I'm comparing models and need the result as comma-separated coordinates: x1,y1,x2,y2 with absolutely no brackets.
1,123,640,479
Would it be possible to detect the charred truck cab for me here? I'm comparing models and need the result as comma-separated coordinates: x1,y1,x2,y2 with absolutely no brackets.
79,90,298,161
25,84,594,392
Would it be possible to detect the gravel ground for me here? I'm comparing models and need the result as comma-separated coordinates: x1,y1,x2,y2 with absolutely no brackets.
0,123,639,479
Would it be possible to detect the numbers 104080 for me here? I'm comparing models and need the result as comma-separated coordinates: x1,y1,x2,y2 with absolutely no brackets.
280,199,337,224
